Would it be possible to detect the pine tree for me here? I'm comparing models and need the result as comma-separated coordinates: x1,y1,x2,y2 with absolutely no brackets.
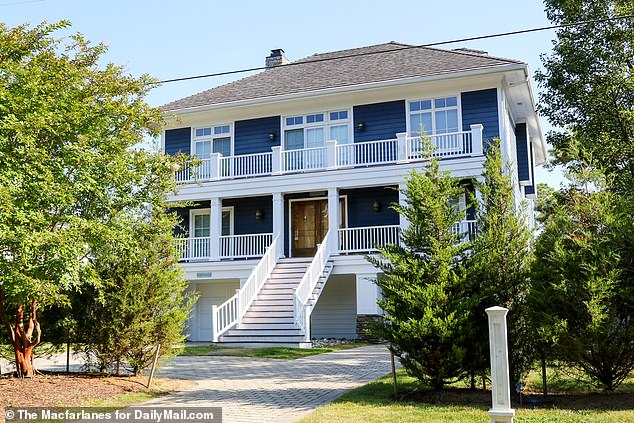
368,142,469,391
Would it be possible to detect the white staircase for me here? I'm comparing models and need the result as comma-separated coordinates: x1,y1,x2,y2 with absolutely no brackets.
219,258,333,347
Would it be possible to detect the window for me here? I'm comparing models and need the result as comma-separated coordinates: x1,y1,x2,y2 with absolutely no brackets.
282,110,351,151
193,124,233,158
191,208,233,237
409,96,459,137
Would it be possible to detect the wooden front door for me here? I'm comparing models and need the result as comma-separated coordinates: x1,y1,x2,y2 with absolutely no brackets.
291,199,329,257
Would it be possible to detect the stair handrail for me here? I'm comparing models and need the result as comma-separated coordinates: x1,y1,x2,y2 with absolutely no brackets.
211,236,279,342
293,230,332,337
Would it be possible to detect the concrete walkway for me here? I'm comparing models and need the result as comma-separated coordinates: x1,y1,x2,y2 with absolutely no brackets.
146,345,392,423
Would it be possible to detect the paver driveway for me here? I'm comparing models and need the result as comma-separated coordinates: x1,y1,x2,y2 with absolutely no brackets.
147,345,392,423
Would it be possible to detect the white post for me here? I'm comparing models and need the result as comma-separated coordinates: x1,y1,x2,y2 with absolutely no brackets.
234,288,241,329
471,124,484,156
356,273,380,315
328,187,339,255
271,146,282,174
486,306,515,423
396,132,408,162
398,182,409,233
209,197,222,261
272,192,284,258
210,152,221,179
211,305,218,342
326,140,338,169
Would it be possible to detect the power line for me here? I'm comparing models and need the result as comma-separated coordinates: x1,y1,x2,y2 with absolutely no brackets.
157,14,634,85
0,0,45,6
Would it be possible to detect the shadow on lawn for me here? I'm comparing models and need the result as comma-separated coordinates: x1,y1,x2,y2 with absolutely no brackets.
337,376,634,412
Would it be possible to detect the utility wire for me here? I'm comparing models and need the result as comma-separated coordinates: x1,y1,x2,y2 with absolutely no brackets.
158,14,634,85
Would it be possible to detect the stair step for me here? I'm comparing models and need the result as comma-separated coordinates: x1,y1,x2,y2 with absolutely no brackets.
249,304,294,311
224,329,302,336
258,293,294,300
269,272,306,278
237,323,298,330
241,316,295,324
263,279,301,286
244,307,293,317
251,299,293,306
260,288,295,295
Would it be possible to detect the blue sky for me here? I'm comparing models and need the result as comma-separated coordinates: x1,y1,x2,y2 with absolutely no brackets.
3,0,565,187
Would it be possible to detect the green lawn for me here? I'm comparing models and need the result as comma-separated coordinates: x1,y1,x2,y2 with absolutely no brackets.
300,370,634,423
176,342,368,360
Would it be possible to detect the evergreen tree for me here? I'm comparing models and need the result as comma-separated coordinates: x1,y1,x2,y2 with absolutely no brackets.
530,168,634,391
368,142,469,391
464,139,534,390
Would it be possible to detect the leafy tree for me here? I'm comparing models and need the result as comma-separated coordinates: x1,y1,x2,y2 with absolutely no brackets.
368,142,469,391
464,139,534,391
71,200,195,376
535,0,634,191
530,168,634,391
0,21,173,376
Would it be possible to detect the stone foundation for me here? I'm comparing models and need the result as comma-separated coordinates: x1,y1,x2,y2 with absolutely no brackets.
356,314,384,343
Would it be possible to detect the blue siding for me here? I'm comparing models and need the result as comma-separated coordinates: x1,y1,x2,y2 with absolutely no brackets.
234,116,280,155
461,89,499,149
353,100,406,143
165,127,191,156
342,187,399,228
525,142,536,196
515,123,530,182
223,196,273,234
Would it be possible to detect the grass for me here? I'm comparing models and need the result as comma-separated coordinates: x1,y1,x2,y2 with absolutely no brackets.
300,370,634,423
176,342,368,359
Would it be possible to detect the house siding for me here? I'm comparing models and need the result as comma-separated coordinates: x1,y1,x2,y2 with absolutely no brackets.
341,186,399,228
515,123,530,182
353,100,406,143
311,275,357,339
461,88,499,148
165,127,191,156
224,196,273,234
525,142,536,196
234,116,281,155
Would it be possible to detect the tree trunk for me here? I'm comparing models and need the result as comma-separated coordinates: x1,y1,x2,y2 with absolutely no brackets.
0,293,41,378
482,371,487,391
470,372,476,390
541,352,548,396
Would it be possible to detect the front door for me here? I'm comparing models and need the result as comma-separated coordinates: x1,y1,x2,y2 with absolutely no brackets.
290,198,345,257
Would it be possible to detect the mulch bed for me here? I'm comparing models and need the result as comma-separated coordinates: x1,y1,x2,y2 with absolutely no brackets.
0,372,195,421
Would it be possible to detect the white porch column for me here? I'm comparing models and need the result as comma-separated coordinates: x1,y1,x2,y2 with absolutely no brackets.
272,192,284,258
356,273,380,315
471,124,484,156
209,197,222,261
486,306,515,423
396,132,408,162
398,182,409,232
326,140,337,169
328,187,339,255
271,146,282,174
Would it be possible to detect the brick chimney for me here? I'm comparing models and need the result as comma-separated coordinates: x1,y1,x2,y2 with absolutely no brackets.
265,49,289,69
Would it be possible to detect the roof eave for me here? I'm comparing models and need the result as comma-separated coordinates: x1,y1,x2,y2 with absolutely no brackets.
162,63,528,116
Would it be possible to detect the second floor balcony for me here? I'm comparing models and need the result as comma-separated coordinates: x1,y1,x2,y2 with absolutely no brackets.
175,125,484,185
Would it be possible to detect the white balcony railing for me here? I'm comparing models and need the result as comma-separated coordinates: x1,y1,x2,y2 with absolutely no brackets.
453,219,477,242
281,147,327,173
177,233,272,261
338,225,400,253
219,233,273,259
175,124,484,184
175,236,210,260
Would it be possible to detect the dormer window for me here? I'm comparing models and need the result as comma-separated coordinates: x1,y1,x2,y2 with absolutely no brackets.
193,124,233,158
408,96,459,137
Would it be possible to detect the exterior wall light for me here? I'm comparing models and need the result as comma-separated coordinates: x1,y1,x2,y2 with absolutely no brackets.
373,200,382,212
356,122,366,131
268,132,276,141
255,209,264,220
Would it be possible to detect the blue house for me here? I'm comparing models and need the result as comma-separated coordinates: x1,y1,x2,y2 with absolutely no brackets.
162,43,545,346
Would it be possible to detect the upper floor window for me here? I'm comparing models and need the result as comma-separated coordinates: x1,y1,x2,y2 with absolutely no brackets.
282,110,351,151
409,96,459,137
193,124,233,158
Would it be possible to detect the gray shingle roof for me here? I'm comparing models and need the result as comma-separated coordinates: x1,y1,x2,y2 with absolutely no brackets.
162,42,523,111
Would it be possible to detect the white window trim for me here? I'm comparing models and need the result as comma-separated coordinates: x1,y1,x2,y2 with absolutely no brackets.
191,124,234,158
280,109,353,151
406,94,462,137
189,207,234,237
